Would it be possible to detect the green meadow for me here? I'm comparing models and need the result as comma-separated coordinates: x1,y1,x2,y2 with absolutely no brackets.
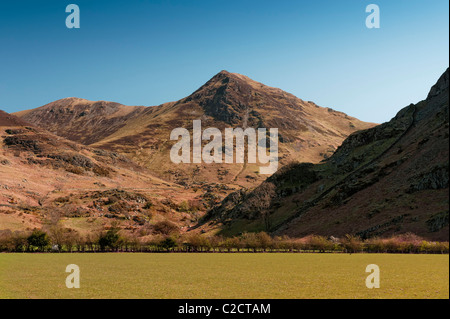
0,253,448,299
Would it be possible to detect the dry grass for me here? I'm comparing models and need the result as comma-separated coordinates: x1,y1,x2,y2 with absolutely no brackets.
0,253,447,299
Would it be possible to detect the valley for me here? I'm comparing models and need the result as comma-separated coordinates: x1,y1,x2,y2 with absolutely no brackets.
1,69,448,243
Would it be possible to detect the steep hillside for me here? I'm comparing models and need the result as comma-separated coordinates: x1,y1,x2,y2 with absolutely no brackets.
15,71,375,189
203,69,449,241
0,112,207,237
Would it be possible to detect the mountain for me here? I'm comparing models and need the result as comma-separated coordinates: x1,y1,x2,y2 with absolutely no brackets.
203,69,449,241
0,111,204,236
14,71,375,189
14,98,146,145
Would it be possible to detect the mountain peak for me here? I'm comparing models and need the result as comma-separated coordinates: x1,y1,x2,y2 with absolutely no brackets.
210,70,254,83
179,71,374,144
217,69,231,76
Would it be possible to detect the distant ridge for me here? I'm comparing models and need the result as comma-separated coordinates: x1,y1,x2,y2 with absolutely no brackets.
0,110,30,127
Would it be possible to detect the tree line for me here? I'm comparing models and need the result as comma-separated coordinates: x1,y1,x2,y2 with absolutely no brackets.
0,228,448,254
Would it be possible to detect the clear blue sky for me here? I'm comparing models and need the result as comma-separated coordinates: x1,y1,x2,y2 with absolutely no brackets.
0,0,448,123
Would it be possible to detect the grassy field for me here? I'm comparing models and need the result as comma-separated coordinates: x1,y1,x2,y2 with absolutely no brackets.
0,253,448,299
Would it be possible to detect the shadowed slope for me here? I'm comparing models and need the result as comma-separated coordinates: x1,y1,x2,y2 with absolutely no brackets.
203,69,449,241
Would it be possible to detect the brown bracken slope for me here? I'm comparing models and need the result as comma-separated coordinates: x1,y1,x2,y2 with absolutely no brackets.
14,71,375,189
0,112,208,236
203,68,449,241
